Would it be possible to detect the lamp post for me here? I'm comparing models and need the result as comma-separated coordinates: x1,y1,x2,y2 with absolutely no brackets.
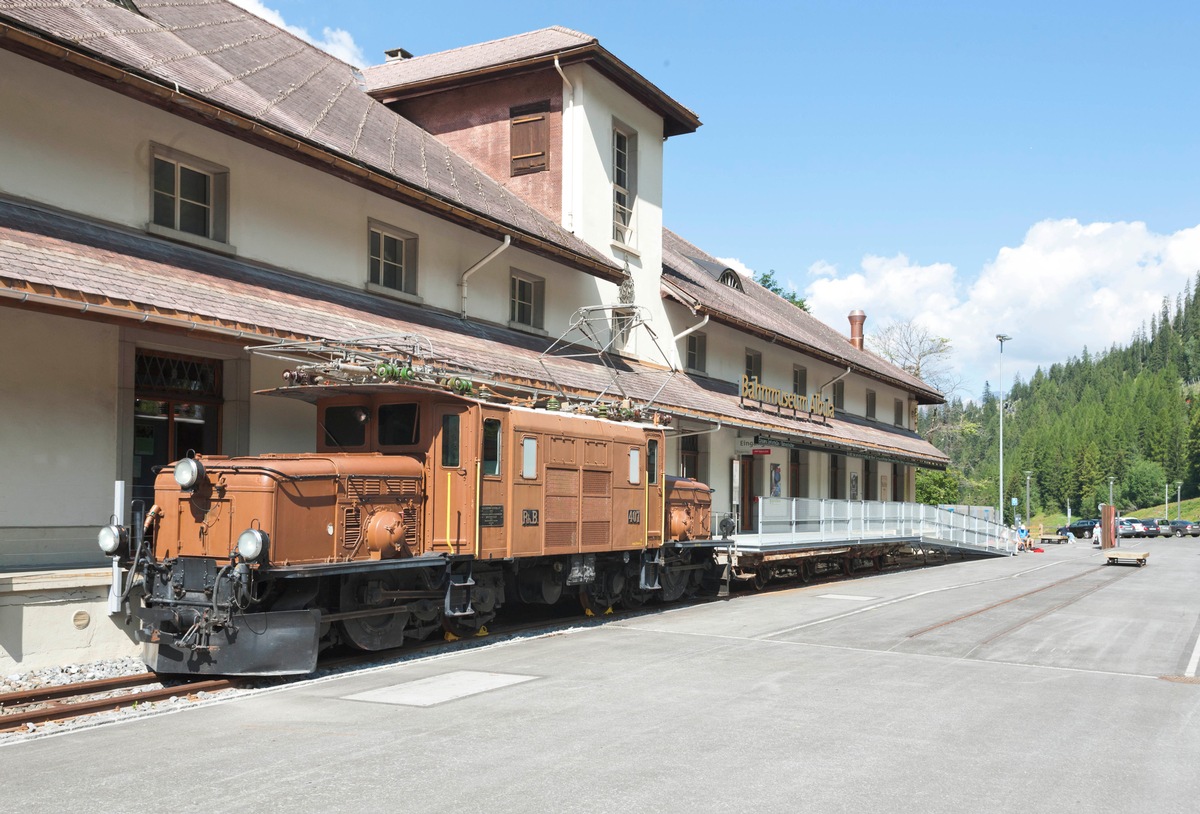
1176,481,1183,520
997,334,1011,524
1025,470,1032,528
1108,476,1115,510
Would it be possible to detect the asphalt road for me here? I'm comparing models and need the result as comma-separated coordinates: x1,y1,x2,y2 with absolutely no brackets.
4,539,1199,813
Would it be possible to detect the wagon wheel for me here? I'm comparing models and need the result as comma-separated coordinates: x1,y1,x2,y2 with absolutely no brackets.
339,574,410,651
797,560,813,584
752,564,771,591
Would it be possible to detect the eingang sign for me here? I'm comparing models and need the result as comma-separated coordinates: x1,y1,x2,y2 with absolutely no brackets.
741,375,834,419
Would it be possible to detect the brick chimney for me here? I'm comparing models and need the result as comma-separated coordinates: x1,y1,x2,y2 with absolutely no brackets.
848,310,866,349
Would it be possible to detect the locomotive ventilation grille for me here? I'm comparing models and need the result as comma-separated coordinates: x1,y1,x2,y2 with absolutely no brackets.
340,503,419,552
346,476,419,499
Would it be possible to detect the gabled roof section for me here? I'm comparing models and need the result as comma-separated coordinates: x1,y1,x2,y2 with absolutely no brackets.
0,0,622,281
363,26,701,138
661,228,944,405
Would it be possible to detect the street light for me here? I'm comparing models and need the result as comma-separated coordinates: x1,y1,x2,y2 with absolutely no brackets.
1108,476,1115,509
1176,481,1183,520
1025,470,1033,528
997,334,1011,524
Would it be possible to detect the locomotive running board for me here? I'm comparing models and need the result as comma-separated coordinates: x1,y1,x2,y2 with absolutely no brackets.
143,609,320,676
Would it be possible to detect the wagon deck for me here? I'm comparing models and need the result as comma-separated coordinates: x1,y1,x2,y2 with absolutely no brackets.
1104,549,1149,567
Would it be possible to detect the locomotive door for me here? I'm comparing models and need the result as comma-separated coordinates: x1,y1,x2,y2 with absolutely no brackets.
645,437,664,546
431,405,472,555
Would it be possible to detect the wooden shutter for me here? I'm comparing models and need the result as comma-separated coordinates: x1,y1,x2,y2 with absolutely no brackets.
511,101,550,176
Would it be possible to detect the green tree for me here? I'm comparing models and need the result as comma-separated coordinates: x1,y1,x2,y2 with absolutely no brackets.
754,269,808,311
916,469,960,505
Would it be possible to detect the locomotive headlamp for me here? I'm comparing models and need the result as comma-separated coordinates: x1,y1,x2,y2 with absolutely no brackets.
173,457,205,491
97,524,128,555
237,528,267,561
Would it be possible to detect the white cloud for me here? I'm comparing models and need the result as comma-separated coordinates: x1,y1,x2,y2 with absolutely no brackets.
229,1,366,67
802,219,1200,401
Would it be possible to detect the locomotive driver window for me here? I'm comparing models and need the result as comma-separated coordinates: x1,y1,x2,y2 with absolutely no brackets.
322,405,367,448
378,403,420,446
482,418,502,476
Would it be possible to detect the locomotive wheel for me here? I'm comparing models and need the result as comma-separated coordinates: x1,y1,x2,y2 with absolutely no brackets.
339,574,410,651
578,585,614,616
658,548,695,602
443,614,489,639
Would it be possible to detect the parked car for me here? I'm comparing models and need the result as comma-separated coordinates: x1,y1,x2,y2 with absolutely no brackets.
1168,519,1200,537
1056,518,1100,539
1118,518,1146,538
1151,518,1172,537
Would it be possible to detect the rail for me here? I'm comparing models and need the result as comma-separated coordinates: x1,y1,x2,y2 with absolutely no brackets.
726,497,1018,556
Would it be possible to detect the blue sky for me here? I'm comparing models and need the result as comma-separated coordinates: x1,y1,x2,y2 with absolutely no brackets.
235,1,1200,402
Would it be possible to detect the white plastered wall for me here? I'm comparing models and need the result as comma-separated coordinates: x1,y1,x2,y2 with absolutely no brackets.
0,309,119,569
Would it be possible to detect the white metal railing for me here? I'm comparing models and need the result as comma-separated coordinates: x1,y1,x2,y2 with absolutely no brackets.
722,497,1018,555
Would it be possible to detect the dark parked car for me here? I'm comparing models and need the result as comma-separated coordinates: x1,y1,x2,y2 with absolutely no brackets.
1168,519,1200,537
1057,518,1100,539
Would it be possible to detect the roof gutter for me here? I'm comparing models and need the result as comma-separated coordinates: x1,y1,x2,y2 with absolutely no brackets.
0,22,623,284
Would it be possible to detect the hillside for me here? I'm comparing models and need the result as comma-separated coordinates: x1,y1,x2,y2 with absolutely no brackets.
916,273,1200,523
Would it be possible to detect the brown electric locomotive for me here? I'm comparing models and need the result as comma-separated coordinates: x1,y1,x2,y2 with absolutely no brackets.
101,340,716,675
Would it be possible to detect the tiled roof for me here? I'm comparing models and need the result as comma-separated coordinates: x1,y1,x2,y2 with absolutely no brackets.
0,199,948,468
0,0,617,274
661,228,944,404
361,25,701,137
364,26,594,90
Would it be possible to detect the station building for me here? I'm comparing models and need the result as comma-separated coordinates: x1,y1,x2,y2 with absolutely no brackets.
0,1,946,670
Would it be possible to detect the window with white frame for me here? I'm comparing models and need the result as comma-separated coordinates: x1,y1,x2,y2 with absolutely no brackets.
510,271,545,330
150,144,229,244
368,221,418,296
745,349,762,382
612,308,635,349
793,365,807,397
612,123,637,245
866,389,876,419
686,333,707,373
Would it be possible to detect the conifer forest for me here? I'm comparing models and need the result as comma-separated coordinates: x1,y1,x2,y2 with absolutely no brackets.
913,275,1200,522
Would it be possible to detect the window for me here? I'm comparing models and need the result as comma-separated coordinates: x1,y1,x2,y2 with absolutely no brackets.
510,101,549,176
612,123,637,244
133,350,223,502
612,308,635,348
830,454,843,499
647,439,658,485
833,380,845,411
368,221,418,296
483,418,502,476
510,271,545,330
150,145,228,244
680,434,701,480
894,399,905,427
629,447,641,485
378,403,420,446
789,449,809,498
866,390,876,420
522,437,538,479
323,405,367,448
745,349,762,382
686,333,707,373
719,270,742,290
441,414,460,467
793,365,807,397
865,459,879,501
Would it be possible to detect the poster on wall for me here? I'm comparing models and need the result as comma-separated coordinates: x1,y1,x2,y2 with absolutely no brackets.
850,472,859,500
770,463,781,497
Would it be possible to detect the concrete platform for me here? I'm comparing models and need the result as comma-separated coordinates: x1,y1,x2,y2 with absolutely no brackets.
3,540,1199,812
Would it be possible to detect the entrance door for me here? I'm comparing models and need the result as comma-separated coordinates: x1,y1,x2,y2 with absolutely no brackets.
739,455,757,531
431,405,472,555
133,350,222,502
